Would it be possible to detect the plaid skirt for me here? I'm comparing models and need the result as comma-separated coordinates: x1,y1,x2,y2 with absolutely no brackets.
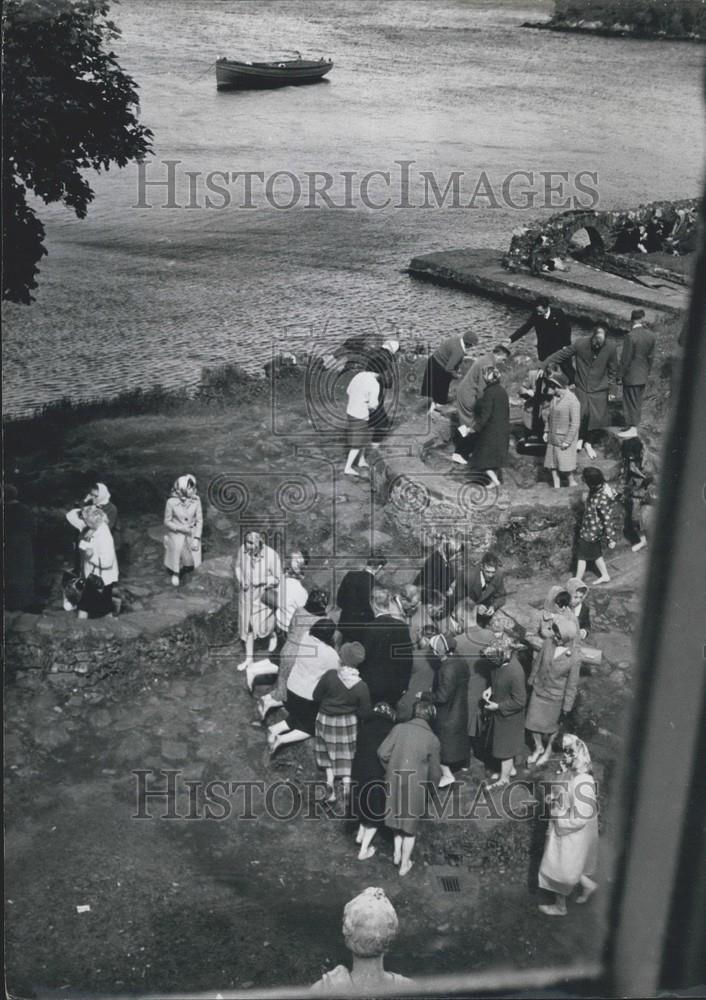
315,712,358,777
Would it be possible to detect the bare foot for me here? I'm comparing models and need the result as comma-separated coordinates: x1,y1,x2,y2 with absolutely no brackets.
343,469,361,478
576,882,598,905
399,860,414,877
632,540,647,552
538,903,566,917
357,846,377,861
593,576,611,585
236,659,252,672
438,775,457,788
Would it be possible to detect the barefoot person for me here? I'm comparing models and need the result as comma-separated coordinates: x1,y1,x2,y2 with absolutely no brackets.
234,530,281,672
575,467,617,584
526,616,581,766
429,632,469,788
310,887,414,992
467,366,510,487
420,331,478,415
343,368,380,478
377,695,442,877
482,640,526,789
538,734,599,917
351,702,396,861
543,372,581,488
163,475,202,587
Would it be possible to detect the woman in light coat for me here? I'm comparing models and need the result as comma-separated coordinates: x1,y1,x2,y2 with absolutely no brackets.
234,530,281,671
163,475,203,587
526,615,581,766
543,373,581,488
538,733,599,916
76,506,118,619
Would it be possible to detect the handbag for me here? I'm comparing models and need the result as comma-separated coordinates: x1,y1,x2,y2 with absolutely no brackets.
260,583,279,610
85,556,105,595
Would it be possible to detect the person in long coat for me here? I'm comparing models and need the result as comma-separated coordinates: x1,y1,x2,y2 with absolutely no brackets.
395,626,438,723
359,588,413,706
377,699,442,876
336,557,386,644
351,702,396,861
452,599,495,755
468,368,510,486
451,345,511,464
526,616,581,767
414,535,458,610
234,530,281,671
482,641,527,788
163,475,203,586
538,734,599,916
5,485,36,612
420,332,478,413
543,373,581,488
430,633,469,784
545,326,618,459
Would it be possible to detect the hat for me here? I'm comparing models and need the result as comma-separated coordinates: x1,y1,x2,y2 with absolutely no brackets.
548,372,569,389
340,641,366,667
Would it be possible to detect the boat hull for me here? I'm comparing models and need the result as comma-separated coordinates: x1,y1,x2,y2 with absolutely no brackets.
216,59,333,90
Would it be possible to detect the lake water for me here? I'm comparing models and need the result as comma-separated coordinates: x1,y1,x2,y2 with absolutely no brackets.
3,0,703,417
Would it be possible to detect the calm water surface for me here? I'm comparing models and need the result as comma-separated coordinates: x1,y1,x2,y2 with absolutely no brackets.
3,0,703,415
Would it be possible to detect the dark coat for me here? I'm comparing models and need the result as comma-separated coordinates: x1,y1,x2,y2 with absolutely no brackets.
456,564,506,611
490,654,527,760
336,569,375,642
5,500,35,611
546,336,618,431
396,648,436,723
378,718,442,835
510,307,572,361
621,326,656,386
454,627,495,737
414,549,455,602
351,714,395,826
360,614,413,706
469,383,510,471
432,656,470,765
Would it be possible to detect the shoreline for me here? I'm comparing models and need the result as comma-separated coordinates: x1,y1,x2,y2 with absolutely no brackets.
522,20,705,43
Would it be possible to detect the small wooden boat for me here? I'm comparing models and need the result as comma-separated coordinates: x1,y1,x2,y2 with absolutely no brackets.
216,56,333,90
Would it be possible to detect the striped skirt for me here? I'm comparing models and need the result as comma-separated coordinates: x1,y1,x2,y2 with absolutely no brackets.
315,712,358,777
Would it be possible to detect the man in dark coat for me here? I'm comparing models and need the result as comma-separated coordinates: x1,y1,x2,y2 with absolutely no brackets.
336,557,387,643
359,587,414,706
455,552,506,627
508,297,573,371
545,325,619,460
618,309,656,437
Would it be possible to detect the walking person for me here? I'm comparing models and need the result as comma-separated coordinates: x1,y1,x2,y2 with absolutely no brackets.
314,645,372,804
450,344,511,465
377,696,442,877
542,372,581,488
430,632,469,786
575,467,617,584
367,340,400,445
234,530,281,672
538,734,599,917
526,616,581,766
482,640,527,789
351,702,396,861
453,599,495,760
467,367,510,487
344,368,380,478
545,326,619,460
618,310,656,439
163,475,203,587
420,331,478,415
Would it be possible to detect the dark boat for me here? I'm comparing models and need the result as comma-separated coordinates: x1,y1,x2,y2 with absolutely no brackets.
216,56,333,90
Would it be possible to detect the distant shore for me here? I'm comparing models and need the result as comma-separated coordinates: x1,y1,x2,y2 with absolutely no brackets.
523,20,705,44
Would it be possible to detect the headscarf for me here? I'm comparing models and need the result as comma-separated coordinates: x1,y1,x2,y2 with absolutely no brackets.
566,578,589,601
547,372,568,389
93,483,111,505
543,585,565,613
339,642,365,667
482,637,512,666
429,633,457,658
172,475,197,499
552,615,579,644
560,733,592,774
382,339,400,355
482,365,501,385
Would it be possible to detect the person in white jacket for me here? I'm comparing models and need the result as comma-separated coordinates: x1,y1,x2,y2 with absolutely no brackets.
344,370,380,478
163,475,203,587
74,506,118,619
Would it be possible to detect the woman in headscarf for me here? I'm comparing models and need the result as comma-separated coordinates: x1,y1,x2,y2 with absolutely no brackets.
395,624,438,723
538,733,599,916
429,632,469,788
540,585,574,633
83,483,120,546
267,617,341,754
526,614,581,766
368,339,400,445
542,372,581,488
256,587,329,720
313,642,371,803
468,366,510,487
351,702,396,861
310,887,414,992
377,695,442,877
575,467,617,585
163,475,203,587
566,578,591,640
482,639,527,789
234,529,281,672
76,506,119,619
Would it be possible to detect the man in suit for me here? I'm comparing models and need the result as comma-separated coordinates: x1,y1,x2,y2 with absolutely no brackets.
508,297,573,370
359,587,414,706
455,551,506,627
618,309,656,438
545,325,619,460
336,556,387,644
